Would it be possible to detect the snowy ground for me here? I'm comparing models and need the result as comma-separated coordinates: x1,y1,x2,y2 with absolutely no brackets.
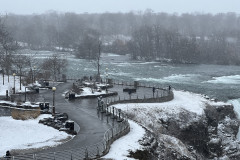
75,87,107,97
112,90,228,117
103,120,145,160
103,90,229,159
0,114,73,157
0,75,27,96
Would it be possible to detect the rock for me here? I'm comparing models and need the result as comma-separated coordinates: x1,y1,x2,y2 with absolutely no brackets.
207,137,222,156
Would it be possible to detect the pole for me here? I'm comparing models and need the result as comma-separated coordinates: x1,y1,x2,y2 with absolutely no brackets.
52,87,56,116
25,87,27,102
53,90,55,116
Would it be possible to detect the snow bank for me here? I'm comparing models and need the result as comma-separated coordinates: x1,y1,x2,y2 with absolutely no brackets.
0,114,72,156
114,90,209,115
103,120,145,160
114,90,229,116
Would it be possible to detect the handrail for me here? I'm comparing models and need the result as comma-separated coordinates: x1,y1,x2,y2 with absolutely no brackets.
1,98,130,160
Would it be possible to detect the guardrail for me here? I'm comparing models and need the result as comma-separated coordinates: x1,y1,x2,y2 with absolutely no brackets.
108,91,173,104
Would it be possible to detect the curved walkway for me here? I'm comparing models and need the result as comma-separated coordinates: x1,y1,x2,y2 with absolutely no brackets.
34,81,110,153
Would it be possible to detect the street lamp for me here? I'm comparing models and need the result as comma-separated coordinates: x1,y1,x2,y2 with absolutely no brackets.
33,66,36,83
13,73,16,94
52,87,56,116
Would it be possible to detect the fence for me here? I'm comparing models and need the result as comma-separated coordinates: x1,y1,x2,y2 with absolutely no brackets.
105,81,174,105
1,100,130,160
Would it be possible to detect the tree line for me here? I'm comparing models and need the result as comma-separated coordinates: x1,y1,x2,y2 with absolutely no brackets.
126,24,240,64
1,11,240,64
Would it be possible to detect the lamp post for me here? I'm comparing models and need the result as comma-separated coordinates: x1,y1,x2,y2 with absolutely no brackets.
33,66,36,83
52,87,56,116
13,73,16,94
105,68,108,93
24,87,30,102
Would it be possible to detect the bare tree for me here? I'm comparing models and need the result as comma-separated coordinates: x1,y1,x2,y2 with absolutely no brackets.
12,52,30,90
0,18,18,85
41,54,67,81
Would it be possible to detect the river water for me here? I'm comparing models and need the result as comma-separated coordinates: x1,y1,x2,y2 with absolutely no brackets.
65,53,240,101
18,51,240,123
65,53,240,131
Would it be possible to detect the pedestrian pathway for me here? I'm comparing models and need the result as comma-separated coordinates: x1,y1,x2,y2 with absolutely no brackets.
27,82,110,154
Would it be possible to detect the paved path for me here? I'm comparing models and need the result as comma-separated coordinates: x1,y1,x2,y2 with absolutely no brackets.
35,81,110,153
16,81,163,156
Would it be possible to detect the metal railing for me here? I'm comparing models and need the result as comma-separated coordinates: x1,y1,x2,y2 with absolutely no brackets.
1,100,130,160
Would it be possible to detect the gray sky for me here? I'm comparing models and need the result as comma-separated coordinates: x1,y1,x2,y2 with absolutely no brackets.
0,0,239,15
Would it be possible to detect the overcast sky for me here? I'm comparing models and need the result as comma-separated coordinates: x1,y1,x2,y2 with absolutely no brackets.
0,0,239,15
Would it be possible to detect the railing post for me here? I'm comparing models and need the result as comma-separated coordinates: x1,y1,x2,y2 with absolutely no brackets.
111,128,114,138
85,148,88,159
96,147,100,157
112,107,115,119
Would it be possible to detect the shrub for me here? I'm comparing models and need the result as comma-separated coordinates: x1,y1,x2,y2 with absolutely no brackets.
11,109,41,120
